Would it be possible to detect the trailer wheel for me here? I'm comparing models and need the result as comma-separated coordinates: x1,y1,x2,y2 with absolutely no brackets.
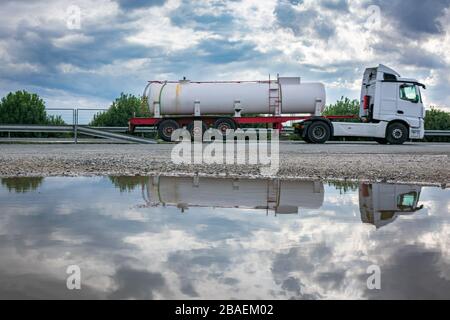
386,123,408,145
157,119,180,142
187,121,208,140
214,118,237,136
306,121,331,144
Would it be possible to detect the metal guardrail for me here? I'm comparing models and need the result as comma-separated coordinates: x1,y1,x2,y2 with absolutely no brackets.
0,125,73,133
423,130,450,137
0,125,449,143
77,126,156,144
0,125,157,144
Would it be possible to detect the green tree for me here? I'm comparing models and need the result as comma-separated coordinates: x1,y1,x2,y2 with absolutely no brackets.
425,107,450,130
90,93,147,127
328,180,359,194
109,176,148,192
424,107,450,142
0,91,47,124
1,177,44,193
0,91,67,137
322,96,360,118
46,114,66,126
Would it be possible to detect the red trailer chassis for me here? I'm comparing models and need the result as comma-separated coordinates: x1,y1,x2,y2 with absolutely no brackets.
129,114,359,142
129,115,357,132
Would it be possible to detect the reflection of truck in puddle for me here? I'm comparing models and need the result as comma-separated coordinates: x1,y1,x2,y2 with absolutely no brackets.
359,183,423,229
143,176,324,214
142,176,423,228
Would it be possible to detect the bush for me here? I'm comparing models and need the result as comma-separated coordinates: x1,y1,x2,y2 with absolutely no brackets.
0,91,67,137
0,91,47,124
109,176,148,192
322,96,359,120
425,107,450,130
424,107,450,142
1,177,44,193
90,93,148,127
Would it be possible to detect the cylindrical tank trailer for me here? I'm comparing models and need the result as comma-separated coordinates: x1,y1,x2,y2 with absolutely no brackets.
144,176,324,213
144,78,326,116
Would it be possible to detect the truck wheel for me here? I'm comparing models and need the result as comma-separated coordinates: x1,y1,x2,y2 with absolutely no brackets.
157,119,180,142
386,123,408,145
306,121,331,144
374,138,388,144
214,118,237,135
302,136,313,143
187,121,208,140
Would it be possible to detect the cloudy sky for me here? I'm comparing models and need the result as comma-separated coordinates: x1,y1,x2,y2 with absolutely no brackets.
0,0,449,111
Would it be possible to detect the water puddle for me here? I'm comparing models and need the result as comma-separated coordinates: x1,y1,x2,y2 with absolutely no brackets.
0,176,449,299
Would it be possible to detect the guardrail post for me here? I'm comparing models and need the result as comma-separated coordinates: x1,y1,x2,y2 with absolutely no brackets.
73,109,78,144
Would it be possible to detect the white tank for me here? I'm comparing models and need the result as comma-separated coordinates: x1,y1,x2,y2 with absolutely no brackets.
146,177,324,212
145,79,326,116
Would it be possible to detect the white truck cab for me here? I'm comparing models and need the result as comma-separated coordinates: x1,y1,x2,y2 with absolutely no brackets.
359,64,426,143
359,183,423,229
299,64,426,145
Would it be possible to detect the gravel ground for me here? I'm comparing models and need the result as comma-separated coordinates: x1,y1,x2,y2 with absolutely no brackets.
0,142,449,186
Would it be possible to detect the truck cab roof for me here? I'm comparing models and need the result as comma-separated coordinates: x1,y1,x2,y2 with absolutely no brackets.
364,64,425,88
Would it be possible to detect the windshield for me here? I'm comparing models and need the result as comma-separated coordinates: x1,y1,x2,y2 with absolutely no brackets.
400,84,420,103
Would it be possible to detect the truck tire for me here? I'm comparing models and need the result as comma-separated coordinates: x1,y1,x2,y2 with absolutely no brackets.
306,121,331,144
374,138,388,144
158,119,180,142
214,118,237,136
386,123,408,145
187,121,208,140
302,136,313,143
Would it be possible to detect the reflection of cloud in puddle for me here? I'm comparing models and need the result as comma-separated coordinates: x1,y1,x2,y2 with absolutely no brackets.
0,178,449,299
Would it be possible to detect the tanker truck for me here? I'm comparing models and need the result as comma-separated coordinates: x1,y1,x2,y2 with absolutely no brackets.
129,64,426,144
139,176,423,228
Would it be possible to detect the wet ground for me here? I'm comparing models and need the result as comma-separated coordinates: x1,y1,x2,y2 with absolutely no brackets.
0,175,449,299
1,143,449,184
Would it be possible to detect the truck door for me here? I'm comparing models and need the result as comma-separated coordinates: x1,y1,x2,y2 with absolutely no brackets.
378,82,398,119
397,84,423,125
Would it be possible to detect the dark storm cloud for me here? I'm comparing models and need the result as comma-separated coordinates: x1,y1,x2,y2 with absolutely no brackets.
321,0,349,11
166,248,233,297
0,272,103,299
0,14,173,100
197,39,263,64
371,38,447,70
116,0,166,10
362,245,450,299
274,0,338,40
109,267,166,299
374,0,450,36
281,276,303,295
274,1,317,36
169,1,235,32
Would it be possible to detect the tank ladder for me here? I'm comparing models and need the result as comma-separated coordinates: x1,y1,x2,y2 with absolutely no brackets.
268,74,281,116
265,179,280,215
